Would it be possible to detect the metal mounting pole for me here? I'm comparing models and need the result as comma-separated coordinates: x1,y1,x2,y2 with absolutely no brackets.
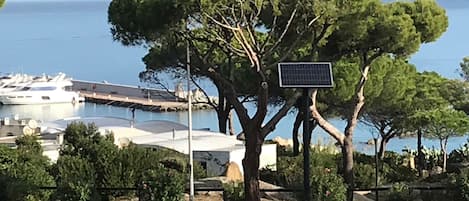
374,137,379,201
303,88,311,201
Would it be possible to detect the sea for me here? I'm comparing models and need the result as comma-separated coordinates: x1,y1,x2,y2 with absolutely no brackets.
1,0,469,155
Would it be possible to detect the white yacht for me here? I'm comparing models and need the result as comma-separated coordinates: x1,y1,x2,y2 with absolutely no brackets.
0,74,83,105
0,74,34,93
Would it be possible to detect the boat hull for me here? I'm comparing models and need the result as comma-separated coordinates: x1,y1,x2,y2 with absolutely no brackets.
0,92,82,105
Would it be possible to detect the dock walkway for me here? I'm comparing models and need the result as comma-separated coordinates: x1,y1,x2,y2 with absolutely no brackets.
72,80,211,112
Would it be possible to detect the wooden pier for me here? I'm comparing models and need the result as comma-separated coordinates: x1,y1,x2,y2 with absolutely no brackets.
72,80,212,112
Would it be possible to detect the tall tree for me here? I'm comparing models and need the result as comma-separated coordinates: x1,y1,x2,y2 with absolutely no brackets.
408,71,449,176
412,108,469,172
309,0,447,199
0,136,54,201
0,0,5,8
360,57,418,159
108,1,321,200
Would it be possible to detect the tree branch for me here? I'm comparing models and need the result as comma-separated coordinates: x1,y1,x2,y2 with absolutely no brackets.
265,7,298,56
190,76,218,109
310,89,345,146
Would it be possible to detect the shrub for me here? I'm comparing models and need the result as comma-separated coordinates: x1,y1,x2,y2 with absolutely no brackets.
0,138,54,201
385,182,416,201
382,163,418,183
138,166,185,201
53,155,99,201
223,181,244,201
449,139,469,164
354,163,380,188
310,167,346,201
455,168,469,201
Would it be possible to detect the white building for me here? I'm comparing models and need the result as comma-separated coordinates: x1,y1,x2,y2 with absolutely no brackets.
40,117,277,176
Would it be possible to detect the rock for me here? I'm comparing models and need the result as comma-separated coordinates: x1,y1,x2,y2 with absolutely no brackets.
430,166,443,176
272,136,293,147
366,139,375,145
225,162,243,182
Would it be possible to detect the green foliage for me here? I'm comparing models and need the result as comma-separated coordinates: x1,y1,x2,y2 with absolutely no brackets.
380,150,418,183
223,181,244,201
261,148,345,200
194,161,207,180
460,56,469,81
309,167,346,201
0,0,4,8
421,147,442,170
421,108,469,140
138,167,185,201
0,136,54,201
53,155,98,201
450,139,469,164
56,122,188,200
454,168,469,201
382,163,418,183
385,182,416,201
354,163,378,189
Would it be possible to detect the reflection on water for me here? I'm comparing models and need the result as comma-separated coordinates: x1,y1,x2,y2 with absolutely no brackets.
0,103,82,122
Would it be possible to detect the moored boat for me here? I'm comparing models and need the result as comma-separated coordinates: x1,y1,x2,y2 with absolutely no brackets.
0,73,83,105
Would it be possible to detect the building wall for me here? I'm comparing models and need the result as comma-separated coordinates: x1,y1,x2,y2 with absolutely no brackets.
194,151,230,177
259,144,277,171
194,144,277,176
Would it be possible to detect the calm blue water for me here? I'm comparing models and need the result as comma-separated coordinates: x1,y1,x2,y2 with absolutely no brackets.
1,0,468,154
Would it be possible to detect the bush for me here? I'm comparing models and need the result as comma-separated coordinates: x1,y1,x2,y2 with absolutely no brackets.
449,139,469,164
454,168,469,201
53,155,99,201
382,163,418,183
0,137,55,201
385,182,416,201
354,163,380,188
223,181,244,201
310,167,346,201
138,167,185,201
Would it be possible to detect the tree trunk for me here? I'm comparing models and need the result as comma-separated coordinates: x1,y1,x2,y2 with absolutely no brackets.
341,135,354,201
343,62,369,201
417,129,424,177
378,137,387,160
228,111,235,136
243,127,263,201
217,110,228,134
216,88,228,134
292,111,302,156
441,138,448,172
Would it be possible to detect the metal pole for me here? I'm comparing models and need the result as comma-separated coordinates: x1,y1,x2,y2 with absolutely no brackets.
374,138,379,201
187,40,194,201
303,88,311,201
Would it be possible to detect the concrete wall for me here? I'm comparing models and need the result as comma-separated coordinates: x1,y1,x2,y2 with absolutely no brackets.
195,151,231,177
259,144,277,171
194,144,277,176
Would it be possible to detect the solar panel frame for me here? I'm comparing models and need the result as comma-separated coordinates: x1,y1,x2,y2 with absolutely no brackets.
278,62,334,88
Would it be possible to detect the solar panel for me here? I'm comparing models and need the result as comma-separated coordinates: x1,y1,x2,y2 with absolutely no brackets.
278,62,333,88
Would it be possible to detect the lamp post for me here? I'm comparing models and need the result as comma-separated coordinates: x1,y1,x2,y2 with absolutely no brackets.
187,40,194,201
370,130,379,201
